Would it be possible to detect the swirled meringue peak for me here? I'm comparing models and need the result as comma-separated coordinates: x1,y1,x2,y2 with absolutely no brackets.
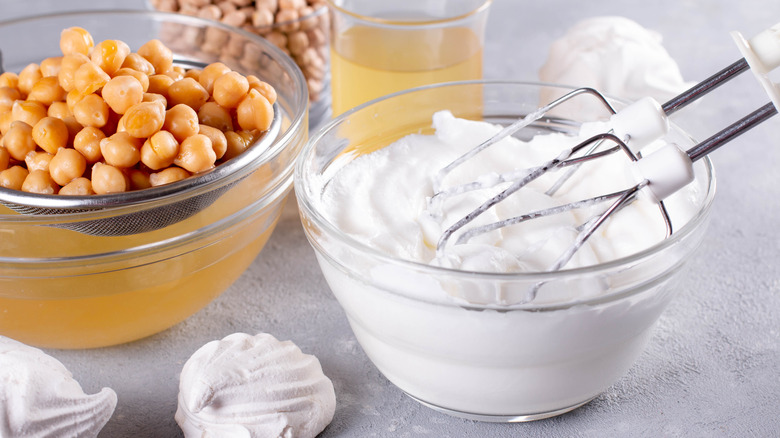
175,332,336,438
0,336,117,438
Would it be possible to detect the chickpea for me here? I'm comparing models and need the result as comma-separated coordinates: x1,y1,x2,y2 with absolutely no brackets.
18,63,42,96
114,68,150,93
147,74,174,98
0,72,19,89
198,101,233,132
91,162,127,194
66,89,87,113
100,132,142,168
102,75,144,114
74,61,111,95
137,39,173,75
161,68,184,82
126,168,152,191
163,104,199,142
167,78,209,111
122,101,166,138
121,53,155,75
0,166,29,190
183,68,201,82
58,53,90,92
0,111,12,136
149,166,189,187
198,124,228,159
49,147,87,186
22,169,59,194
73,94,109,128
3,121,37,161
25,152,54,172
47,101,72,119
224,130,249,160
32,116,69,154
40,56,63,78
27,76,66,106
91,39,131,76
141,130,179,170
142,92,167,107
198,62,231,94
60,27,94,56
12,100,47,127
174,134,216,173
0,146,9,170
213,71,249,109
73,126,105,164
59,177,93,195
236,88,274,131
0,86,21,108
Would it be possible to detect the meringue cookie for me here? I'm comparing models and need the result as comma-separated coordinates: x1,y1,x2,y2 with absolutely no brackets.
539,16,694,103
0,336,117,438
176,332,336,438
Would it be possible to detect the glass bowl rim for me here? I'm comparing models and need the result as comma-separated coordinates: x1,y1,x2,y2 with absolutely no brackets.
325,0,493,27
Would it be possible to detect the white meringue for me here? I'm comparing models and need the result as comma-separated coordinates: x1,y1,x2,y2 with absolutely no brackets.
0,336,117,438
176,332,336,438
539,16,694,103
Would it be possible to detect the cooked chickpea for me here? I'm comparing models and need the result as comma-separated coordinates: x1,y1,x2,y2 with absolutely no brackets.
163,104,199,142
12,100,47,127
18,63,42,96
114,68,150,93
174,134,216,173
126,168,152,191
73,94,109,128
100,132,142,168
47,101,72,119
161,69,184,82
213,71,249,109
102,75,144,114
137,39,173,74
73,126,105,163
141,130,179,170
236,88,274,131
32,116,69,154
60,27,94,56
91,162,127,194
0,146,9,170
121,53,155,75
149,166,189,187
25,152,54,172
0,86,21,108
198,62,231,94
27,76,66,106
3,121,37,161
40,56,63,78
197,101,233,131
142,92,167,107
65,89,87,112
58,54,90,92
0,165,28,190
91,39,131,76
0,111,12,136
122,101,165,138
49,147,87,186
0,72,19,89
59,177,93,195
167,78,209,110
22,169,59,194
224,130,249,160
198,124,228,159
147,74,174,98
74,61,111,95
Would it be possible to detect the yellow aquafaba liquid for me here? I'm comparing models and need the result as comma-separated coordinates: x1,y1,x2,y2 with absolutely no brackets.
330,25,483,116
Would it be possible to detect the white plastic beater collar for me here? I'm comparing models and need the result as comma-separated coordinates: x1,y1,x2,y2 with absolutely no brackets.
732,22,780,111
608,96,669,151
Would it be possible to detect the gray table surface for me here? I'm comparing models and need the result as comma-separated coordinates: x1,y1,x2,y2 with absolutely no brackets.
2,0,780,437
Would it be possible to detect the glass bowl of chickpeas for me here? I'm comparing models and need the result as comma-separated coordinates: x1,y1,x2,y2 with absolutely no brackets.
0,10,308,349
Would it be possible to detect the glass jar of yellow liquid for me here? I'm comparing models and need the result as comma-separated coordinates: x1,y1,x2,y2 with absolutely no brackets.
328,0,492,116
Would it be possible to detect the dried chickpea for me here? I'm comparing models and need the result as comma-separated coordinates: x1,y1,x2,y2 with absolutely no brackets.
147,74,174,98
149,166,189,187
174,133,216,173
32,116,69,154
0,72,18,89
91,39,131,76
40,56,63,77
122,101,166,138
60,27,94,56
73,126,105,164
198,62,231,94
91,162,127,194
163,104,199,142
74,61,111,95
18,63,42,96
102,75,144,114
27,76,66,105
73,94,109,128
12,100,47,128
137,39,173,75
114,68,150,93
141,130,179,170
213,71,249,109
22,169,59,194
49,147,87,186
197,102,233,132
0,166,29,190
167,78,209,110
58,53,90,92
198,124,228,159
100,132,142,168
59,177,93,195
121,53,155,75
247,75,277,104
25,152,54,172
0,146,9,170
3,121,37,161
0,87,21,108
236,88,274,131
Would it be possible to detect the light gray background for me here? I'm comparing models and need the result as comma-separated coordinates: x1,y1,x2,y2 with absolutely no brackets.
1,0,779,436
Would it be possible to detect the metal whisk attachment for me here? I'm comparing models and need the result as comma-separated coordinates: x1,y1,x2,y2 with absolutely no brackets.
432,22,780,284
